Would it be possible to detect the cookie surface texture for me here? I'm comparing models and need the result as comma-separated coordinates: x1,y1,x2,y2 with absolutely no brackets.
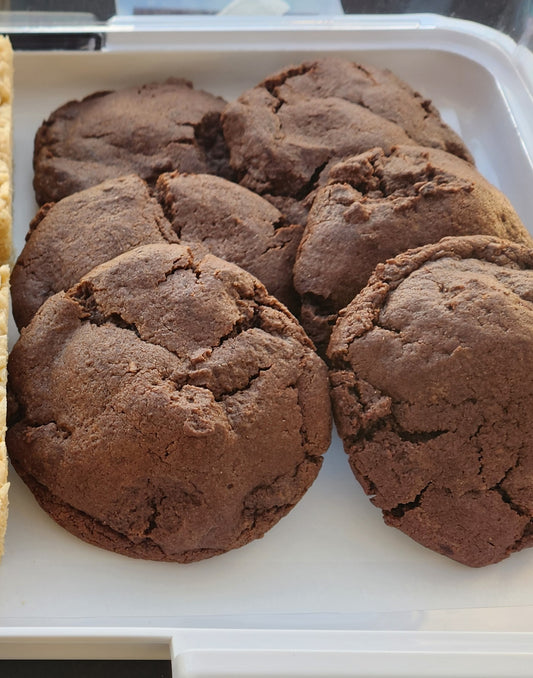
33,79,230,205
222,59,473,201
8,244,331,562
11,174,178,328
155,171,303,312
328,236,533,567
294,145,532,352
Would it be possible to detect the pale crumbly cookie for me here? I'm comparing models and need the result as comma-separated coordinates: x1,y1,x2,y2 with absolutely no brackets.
0,35,12,560
0,36,12,266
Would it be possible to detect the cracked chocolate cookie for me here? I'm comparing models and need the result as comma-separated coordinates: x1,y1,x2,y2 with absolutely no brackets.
33,78,231,205
155,171,303,312
328,235,533,567
8,243,331,562
11,174,179,328
12,172,304,329
294,146,532,353
222,58,473,206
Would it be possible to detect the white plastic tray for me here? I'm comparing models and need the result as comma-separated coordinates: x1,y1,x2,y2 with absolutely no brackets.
1,13,533,673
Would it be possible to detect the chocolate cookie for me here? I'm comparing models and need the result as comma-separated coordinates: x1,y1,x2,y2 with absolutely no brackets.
155,171,303,311
328,236,533,567
8,243,331,562
222,59,473,203
33,79,230,205
13,171,304,328
11,174,179,328
294,146,532,352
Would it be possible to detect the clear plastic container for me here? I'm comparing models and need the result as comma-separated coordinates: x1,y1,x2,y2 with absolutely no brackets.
1,6,533,675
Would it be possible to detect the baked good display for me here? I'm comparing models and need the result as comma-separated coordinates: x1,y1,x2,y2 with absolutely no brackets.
328,236,533,567
10,56,533,570
11,174,179,328
0,35,12,561
155,171,303,312
33,78,231,205
7,243,331,562
222,58,473,211
294,145,533,352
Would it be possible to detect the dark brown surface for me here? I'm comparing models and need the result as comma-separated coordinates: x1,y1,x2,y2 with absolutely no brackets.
12,172,304,328
155,171,303,312
328,236,533,567
33,79,231,205
294,146,532,353
8,243,331,562
222,58,473,203
11,174,178,328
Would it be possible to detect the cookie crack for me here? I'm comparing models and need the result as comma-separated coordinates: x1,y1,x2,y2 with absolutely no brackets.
214,365,272,402
302,292,337,318
155,189,179,236
294,161,328,201
468,423,484,479
84,301,142,338
158,256,199,284
375,318,402,337
420,98,433,120
238,453,319,540
351,62,379,86
271,214,291,230
194,111,224,151
491,456,525,518
288,382,309,453
24,420,73,439
215,306,261,348
262,62,314,101
260,237,291,257
387,481,432,518
394,427,449,444
154,213,176,241
332,151,386,197
144,496,164,536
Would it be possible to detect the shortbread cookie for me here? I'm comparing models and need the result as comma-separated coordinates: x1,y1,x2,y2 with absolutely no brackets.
0,35,12,560
328,236,533,567
294,146,532,352
0,36,12,266
8,244,331,562
33,79,231,205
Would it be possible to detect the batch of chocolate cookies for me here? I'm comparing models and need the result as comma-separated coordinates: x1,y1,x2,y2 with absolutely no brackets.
7,58,533,568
